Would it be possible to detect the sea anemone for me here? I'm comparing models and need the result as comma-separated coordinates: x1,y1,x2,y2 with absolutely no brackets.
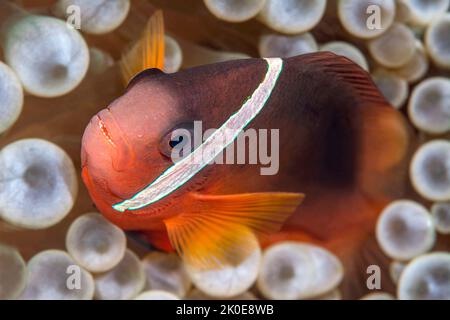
258,0,327,34
311,289,342,300
88,47,115,75
180,42,250,68
360,292,395,300
338,0,396,39
368,23,416,68
203,0,266,23
371,69,409,109
0,244,27,300
425,13,450,69
406,0,450,27
184,233,261,299
141,251,191,298
410,140,450,201
66,213,127,273
163,36,183,74
0,139,78,229
134,290,180,300
53,0,130,35
19,250,94,300
389,40,429,84
389,260,406,284
376,200,435,261
94,249,145,300
0,61,23,135
395,0,412,24
431,202,450,234
257,242,343,300
259,33,318,58
408,77,450,134
2,15,89,98
186,289,257,300
398,252,450,300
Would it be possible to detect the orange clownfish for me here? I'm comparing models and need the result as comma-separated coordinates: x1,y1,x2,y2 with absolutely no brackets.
81,12,412,275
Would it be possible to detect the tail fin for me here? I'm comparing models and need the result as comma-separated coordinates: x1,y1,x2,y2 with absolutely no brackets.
120,10,165,85
357,105,412,200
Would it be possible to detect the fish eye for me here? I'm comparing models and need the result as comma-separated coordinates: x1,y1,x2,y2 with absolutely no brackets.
158,122,195,161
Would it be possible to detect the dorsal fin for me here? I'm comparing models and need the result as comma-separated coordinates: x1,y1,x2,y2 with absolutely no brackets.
120,10,165,86
297,52,387,105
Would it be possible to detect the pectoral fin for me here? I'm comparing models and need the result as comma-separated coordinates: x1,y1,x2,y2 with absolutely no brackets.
164,192,304,268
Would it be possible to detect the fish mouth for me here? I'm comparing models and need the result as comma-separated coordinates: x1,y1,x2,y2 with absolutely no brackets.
89,108,136,173
96,114,117,148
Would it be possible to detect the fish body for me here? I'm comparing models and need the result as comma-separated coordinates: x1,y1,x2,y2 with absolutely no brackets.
82,51,411,273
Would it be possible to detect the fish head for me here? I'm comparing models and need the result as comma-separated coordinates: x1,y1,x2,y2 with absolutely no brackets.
81,70,203,228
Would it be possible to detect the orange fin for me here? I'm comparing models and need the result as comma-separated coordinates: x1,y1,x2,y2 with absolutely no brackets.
164,192,304,268
358,105,412,198
120,10,165,85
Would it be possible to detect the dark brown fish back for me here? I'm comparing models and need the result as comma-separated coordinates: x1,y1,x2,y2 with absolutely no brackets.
278,52,411,197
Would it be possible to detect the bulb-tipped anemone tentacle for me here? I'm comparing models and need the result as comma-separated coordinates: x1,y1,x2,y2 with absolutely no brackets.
142,252,191,298
257,242,343,300
389,40,429,84
320,41,369,71
425,13,450,70
372,69,409,109
19,250,94,300
395,0,412,24
368,23,416,68
0,244,27,300
94,249,146,300
311,289,342,300
259,33,318,58
389,260,406,284
410,140,450,202
203,0,266,23
186,289,257,300
431,202,450,234
163,35,183,74
398,252,450,300
376,200,436,261
405,0,450,27
0,139,78,229
338,0,396,39
66,213,127,273
134,290,180,300
360,292,396,300
53,0,130,35
184,233,261,299
178,41,251,69
2,15,89,98
258,0,327,34
88,47,115,75
408,77,450,135
0,61,23,135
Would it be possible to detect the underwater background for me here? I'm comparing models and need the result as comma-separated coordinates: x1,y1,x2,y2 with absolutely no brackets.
0,0,450,300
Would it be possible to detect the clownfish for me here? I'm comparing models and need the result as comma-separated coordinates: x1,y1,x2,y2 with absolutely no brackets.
81,12,412,277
